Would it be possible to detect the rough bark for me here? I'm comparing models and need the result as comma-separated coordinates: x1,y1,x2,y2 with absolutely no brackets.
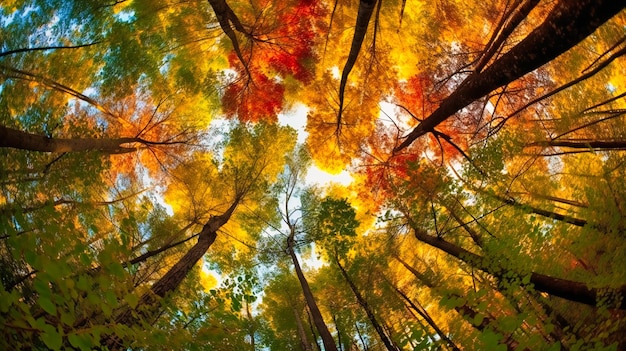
395,0,626,152
287,231,339,351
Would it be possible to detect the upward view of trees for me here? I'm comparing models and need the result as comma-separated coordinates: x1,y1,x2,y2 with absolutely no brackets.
1,0,625,350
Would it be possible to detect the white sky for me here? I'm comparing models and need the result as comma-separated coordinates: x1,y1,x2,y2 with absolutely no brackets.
278,103,353,187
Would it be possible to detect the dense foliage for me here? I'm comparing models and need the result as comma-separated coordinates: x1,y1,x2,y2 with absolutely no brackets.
1,0,625,350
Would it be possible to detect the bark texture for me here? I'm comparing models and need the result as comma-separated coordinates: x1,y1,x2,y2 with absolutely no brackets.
336,0,378,131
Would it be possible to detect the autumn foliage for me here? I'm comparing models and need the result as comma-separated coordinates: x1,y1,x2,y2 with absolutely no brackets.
1,1,626,350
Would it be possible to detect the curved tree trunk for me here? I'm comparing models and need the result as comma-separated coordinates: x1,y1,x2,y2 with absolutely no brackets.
207,0,252,78
287,231,339,351
336,0,377,132
395,0,626,152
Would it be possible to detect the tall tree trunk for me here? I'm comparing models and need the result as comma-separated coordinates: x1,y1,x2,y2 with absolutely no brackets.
392,285,462,351
246,301,256,351
306,309,322,351
336,0,378,132
395,0,626,152
528,139,626,150
0,125,139,154
293,305,313,351
103,198,241,349
287,231,339,351
405,219,626,309
334,255,401,351
394,256,521,350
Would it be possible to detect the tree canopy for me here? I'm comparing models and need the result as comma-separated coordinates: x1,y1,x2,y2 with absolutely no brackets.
1,0,626,350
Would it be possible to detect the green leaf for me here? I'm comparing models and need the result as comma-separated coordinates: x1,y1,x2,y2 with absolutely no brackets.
104,290,118,308
76,275,90,292
46,262,65,280
38,296,56,315
473,314,484,326
80,253,92,266
547,342,561,351
0,289,19,313
109,262,126,278
69,333,95,351
124,293,139,309
101,301,112,317
24,250,39,266
60,311,75,326
41,325,63,350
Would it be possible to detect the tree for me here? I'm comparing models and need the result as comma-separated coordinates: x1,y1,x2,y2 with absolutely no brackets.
2,0,626,350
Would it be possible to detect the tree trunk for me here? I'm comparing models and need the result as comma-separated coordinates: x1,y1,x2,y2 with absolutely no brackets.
394,256,521,350
408,221,626,310
287,232,339,351
207,0,252,77
528,139,626,150
336,0,378,130
0,125,138,153
393,284,462,351
334,255,401,351
103,199,240,349
395,0,626,152
293,305,313,351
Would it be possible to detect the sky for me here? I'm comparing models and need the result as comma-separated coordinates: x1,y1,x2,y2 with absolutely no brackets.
278,103,353,187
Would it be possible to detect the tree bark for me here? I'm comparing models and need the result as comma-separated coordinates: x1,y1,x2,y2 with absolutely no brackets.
392,284,462,351
528,139,626,150
287,232,339,351
0,125,138,154
207,0,252,78
490,193,588,228
293,305,313,351
395,0,626,152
